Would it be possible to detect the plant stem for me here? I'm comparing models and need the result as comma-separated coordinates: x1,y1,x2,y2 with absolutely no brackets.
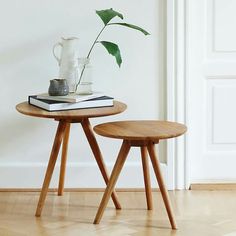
75,25,107,92
87,25,106,58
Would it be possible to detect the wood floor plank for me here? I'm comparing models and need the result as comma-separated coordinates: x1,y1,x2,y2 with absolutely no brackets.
0,190,236,235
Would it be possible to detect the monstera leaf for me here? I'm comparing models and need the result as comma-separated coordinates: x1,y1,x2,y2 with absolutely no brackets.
99,41,122,67
96,8,123,25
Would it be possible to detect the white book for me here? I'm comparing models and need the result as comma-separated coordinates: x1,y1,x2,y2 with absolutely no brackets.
28,95,114,111
36,91,104,103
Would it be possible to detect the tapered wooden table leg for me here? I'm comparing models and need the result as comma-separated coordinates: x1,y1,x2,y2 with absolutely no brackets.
93,140,131,224
81,118,122,210
147,143,177,230
141,146,153,210
35,121,67,217
58,123,71,196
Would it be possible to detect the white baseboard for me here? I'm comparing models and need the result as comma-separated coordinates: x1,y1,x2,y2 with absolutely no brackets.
0,162,167,189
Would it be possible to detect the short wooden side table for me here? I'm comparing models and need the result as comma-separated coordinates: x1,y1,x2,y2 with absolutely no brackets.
16,101,126,217
92,120,187,229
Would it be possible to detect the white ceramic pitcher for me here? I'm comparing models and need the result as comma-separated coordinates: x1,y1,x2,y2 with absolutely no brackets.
53,37,80,92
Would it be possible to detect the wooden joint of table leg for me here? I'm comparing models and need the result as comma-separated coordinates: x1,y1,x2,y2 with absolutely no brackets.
130,140,159,147
54,119,83,123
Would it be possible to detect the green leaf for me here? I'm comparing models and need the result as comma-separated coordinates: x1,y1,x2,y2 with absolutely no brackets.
109,23,150,35
99,41,122,67
96,8,123,25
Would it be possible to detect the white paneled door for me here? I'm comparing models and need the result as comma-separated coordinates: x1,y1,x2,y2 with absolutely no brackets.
187,0,236,183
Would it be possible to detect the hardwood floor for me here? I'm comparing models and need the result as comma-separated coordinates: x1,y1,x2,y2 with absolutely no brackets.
0,190,236,235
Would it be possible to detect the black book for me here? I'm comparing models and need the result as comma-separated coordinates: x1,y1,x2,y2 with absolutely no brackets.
28,95,114,111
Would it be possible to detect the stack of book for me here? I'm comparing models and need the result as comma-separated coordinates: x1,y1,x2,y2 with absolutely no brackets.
28,92,114,111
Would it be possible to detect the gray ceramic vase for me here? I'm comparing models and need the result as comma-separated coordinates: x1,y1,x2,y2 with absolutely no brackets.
48,79,69,96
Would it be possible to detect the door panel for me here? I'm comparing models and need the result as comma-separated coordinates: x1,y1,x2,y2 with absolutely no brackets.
188,0,236,182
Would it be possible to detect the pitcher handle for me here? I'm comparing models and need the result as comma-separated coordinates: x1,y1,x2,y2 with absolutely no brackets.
53,42,62,65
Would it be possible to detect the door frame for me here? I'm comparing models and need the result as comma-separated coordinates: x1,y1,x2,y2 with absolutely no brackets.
166,0,189,189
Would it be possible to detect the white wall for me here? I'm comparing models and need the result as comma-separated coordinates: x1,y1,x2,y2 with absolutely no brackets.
0,0,165,188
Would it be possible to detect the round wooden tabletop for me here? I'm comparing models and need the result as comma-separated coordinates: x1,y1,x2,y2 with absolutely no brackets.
16,101,127,120
94,120,187,141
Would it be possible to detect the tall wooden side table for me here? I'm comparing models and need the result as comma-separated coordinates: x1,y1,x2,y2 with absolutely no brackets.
16,101,126,217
